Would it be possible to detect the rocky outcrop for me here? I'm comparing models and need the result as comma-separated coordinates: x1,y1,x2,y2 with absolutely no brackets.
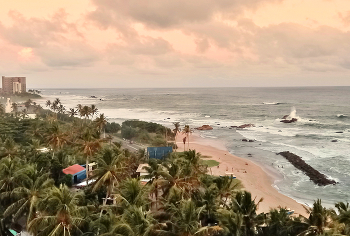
237,124,255,128
280,118,298,123
242,139,255,142
195,125,213,130
278,151,336,186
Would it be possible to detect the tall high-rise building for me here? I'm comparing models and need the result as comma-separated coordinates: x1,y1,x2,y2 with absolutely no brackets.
1,76,26,94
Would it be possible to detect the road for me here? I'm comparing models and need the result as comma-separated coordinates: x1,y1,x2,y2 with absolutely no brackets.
112,136,146,152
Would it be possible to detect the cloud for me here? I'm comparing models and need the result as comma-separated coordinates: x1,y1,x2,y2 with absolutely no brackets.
0,9,98,68
88,0,284,30
338,11,350,26
35,41,98,67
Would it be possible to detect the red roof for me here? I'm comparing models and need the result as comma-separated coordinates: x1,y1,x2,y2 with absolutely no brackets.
62,164,85,175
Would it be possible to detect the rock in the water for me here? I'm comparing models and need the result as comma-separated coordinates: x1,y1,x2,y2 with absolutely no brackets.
278,151,336,186
280,118,298,123
242,139,248,142
195,125,213,130
237,124,255,128
331,140,338,142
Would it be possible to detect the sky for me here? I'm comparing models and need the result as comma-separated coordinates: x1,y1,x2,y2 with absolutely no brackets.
1,0,350,88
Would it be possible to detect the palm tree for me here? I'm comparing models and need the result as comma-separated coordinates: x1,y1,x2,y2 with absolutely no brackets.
334,201,350,235
104,206,157,236
230,191,264,236
2,166,54,226
67,108,78,117
90,105,98,119
144,158,163,210
182,125,193,151
24,99,32,109
0,157,21,193
301,199,334,235
169,199,203,236
92,148,127,206
173,122,181,152
213,175,240,206
94,114,107,138
81,106,91,120
45,123,68,157
54,98,61,105
58,104,66,114
77,104,83,118
217,208,243,236
45,100,51,108
11,103,18,116
266,207,293,236
80,128,103,185
117,178,149,209
1,138,19,158
0,104,5,115
28,184,87,236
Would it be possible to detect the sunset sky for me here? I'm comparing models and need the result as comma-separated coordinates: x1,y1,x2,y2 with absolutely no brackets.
1,0,350,88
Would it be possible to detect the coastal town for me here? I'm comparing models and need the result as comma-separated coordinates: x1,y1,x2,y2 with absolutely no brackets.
1,0,350,235
0,76,349,236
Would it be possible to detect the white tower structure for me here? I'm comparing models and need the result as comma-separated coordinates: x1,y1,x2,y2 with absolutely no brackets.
5,98,12,113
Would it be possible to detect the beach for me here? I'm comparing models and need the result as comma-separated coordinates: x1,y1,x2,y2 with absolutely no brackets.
177,133,307,215
40,87,350,207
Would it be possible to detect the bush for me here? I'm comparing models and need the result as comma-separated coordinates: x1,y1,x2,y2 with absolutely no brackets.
138,131,151,143
105,122,121,133
121,126,137,139
151,138,167,147
59,174,73,187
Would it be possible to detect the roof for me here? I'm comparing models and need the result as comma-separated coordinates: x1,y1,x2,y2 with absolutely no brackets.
62,164,85,175
136,164,150,173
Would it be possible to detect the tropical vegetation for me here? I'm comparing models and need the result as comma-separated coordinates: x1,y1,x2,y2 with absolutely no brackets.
0,99,349,236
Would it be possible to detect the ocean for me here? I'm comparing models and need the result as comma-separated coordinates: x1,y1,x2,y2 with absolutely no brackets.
36,87,350,208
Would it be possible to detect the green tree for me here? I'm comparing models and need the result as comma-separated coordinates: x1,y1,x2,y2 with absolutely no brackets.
182,125,193,151
28,184,87,236
230,191,264,236
2,166,54,226
173,122,181,152
94,113,107,138
169,199,203,236
92,148,127,206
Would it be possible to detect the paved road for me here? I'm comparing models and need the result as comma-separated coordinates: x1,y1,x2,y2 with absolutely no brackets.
112,136,146,152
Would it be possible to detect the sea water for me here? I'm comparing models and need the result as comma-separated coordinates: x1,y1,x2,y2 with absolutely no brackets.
37,87,350,208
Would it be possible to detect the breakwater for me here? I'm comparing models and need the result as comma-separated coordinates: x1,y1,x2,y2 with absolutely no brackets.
278,151,336,186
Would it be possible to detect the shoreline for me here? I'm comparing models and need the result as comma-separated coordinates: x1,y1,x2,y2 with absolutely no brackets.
177,133,307,215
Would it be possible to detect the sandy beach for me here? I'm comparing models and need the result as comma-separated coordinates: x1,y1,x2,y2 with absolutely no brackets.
177,133,307,215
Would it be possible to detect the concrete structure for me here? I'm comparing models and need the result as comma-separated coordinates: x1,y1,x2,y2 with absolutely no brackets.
5,98,11,113
62,164,86,184
2,76,26,94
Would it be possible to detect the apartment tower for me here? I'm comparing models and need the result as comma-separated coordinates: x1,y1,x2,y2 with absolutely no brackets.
2,76,26,94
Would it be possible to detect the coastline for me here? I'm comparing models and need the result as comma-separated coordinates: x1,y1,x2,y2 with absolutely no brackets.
177,133,307,215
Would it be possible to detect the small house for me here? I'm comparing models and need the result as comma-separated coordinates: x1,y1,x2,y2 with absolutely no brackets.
62,164,86,184
136,164,151,185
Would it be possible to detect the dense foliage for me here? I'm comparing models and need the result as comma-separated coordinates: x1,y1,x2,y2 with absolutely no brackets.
0,100,350,236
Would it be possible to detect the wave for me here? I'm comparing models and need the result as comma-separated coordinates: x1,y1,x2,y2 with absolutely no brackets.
263,102,280,105
337,114,348,118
